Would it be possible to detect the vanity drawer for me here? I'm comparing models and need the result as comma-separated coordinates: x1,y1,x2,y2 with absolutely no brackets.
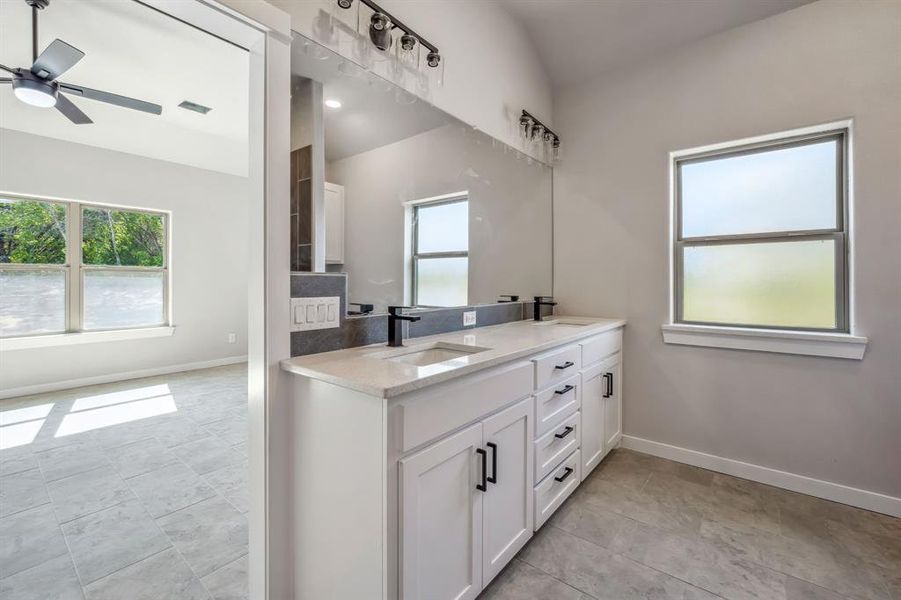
533,344,581,391
534,449,581,530
394,360,533,452
534,411,580,483
534,375,580,438
580,328,622,368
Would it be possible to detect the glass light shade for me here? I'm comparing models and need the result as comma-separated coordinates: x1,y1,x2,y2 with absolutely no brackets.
425,52,444,88
399,34,418,66
520,116,534,144
14,86,57,108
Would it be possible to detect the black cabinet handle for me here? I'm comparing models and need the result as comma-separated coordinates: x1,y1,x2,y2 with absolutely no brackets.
476,448,487,492
554,467,574,483
554,384,575,395
554,361,575,370
554,425,574,439
486,442,497,484
602,373,612,398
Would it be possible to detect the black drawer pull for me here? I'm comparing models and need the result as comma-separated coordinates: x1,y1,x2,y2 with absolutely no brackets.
554,467,574,483
554,426,574,439
486,442,498,485
554,384,575,395
554,361,575,370
602,373,612,398
476,448,487,492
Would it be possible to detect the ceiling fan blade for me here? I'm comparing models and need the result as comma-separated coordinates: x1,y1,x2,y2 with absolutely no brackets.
0,64,15,74
0,78,11,85
31,39,84,80
55,93,93,125
59,83,162,115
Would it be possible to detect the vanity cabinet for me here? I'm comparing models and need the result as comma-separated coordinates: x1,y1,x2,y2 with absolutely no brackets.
286,320,624,600
399,397,533,599
580,328,623,481
399,423,483,600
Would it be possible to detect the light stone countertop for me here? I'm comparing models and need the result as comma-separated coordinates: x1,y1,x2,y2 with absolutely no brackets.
280,316,626,398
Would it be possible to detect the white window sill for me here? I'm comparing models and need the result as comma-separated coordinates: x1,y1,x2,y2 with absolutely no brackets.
661,324,867,360
0,326,175,351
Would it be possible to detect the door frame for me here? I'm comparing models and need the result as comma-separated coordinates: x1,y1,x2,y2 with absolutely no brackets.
137,2,291,598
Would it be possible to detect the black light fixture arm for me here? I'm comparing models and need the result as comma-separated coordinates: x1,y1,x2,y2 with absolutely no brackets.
521,110,559,143
338,0,439,54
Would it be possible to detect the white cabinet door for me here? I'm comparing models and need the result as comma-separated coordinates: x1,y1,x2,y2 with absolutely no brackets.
579,363,606,481
481,398,533,585
399,423,483,600
324,182,344,264
603,356,623,451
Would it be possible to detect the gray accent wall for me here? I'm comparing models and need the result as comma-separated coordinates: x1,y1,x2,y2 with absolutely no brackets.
290,273,534,356
551,0,901,499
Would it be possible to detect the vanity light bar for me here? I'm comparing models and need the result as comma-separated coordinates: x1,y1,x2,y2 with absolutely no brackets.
336,0,441,57
521,110,560,145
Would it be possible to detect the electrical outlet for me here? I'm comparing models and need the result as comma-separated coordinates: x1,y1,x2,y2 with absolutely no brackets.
463,310,477,327
227,333,237,344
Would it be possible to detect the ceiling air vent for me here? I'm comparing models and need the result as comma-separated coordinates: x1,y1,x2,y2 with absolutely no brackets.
178,100,212,115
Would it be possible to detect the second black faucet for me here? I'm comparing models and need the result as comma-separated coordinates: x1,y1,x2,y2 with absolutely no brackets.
387,306,421,347
533,296,557,321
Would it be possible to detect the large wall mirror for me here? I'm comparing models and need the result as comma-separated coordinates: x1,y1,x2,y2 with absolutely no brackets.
290,33,553,315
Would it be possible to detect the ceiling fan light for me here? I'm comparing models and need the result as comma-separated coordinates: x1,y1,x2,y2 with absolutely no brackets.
12,77,57,107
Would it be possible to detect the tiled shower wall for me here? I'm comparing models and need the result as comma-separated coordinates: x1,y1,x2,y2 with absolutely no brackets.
289,273,552,356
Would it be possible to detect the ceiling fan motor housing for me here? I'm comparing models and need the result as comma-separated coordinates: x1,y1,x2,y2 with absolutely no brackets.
12,70,58,106
25,0,50,9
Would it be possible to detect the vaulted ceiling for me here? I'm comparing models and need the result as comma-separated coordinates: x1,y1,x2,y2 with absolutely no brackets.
499,0,815,88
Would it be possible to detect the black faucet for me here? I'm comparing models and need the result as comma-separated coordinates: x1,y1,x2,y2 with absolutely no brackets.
533,296,557,321
348,302,374,316
387,306,421,347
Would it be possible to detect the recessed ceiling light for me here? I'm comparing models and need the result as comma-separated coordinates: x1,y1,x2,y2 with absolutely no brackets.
325,99,342,109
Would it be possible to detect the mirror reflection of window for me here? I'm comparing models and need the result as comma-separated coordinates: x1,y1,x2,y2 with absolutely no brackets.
412,197,468,307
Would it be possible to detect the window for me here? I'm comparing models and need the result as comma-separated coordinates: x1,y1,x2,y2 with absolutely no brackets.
0,195,168,338
411,197,468,307
673,128,848,332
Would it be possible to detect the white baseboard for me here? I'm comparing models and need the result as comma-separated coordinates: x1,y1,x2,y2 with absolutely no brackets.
0,356,248,400
620,435,901,518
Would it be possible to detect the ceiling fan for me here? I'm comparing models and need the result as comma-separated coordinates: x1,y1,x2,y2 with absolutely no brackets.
0,0,162,124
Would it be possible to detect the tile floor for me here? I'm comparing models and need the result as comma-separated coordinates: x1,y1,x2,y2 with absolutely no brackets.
481,449,901,600
0,364,248,600
3,366,899,600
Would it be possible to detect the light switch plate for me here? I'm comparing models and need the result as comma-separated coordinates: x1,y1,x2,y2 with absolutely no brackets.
290,296,340,332
463,310,477,327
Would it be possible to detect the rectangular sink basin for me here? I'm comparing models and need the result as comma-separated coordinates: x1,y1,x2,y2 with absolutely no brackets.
380,342,491,367
535,317,593,327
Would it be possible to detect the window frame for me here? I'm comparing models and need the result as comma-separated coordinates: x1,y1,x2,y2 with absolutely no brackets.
672,128,850,333
0,193,170,339
410,195,469,308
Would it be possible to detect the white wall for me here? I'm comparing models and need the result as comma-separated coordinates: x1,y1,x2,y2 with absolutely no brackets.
328,124,553,312
0,129,250,393
270,0,552,158
553,0,901,500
